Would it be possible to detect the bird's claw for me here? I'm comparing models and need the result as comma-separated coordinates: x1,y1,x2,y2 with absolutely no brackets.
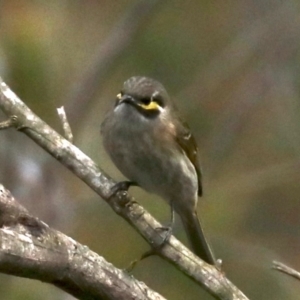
125,249,155,272
155,225,173,249
108,181,138,199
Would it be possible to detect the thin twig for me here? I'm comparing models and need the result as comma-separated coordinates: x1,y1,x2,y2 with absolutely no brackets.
57,106,73,143
0,115,17,130
272,260,300,281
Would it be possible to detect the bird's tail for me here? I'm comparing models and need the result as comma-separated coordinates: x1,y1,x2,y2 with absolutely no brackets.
180,211,216,265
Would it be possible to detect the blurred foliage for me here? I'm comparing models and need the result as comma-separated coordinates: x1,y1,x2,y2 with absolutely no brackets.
1,0,300,299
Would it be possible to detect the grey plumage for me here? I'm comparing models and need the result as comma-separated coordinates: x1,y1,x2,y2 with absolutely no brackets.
101,76,215,265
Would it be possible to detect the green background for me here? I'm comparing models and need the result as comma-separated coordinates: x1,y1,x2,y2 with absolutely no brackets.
0,1,300,299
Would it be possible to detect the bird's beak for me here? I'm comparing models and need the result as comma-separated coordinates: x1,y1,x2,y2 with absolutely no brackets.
116,93,134,106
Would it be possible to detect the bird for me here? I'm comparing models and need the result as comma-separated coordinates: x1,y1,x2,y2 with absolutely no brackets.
101,76,216,265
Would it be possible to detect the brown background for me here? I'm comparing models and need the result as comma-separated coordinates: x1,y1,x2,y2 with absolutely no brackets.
0,1,300,299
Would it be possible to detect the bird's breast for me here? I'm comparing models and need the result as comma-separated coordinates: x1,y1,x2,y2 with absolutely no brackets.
101,107,198,208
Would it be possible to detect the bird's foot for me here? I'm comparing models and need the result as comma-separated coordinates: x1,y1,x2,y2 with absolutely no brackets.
155,225,173,249
125,249,155,272
108,181,138,199
125,226,174,272
153,202,175,249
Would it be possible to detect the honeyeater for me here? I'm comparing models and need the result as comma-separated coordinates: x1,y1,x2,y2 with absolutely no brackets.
101,76,216,265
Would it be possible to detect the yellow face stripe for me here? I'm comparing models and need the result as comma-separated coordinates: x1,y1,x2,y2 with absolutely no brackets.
138,101,160,110
116,93,122,100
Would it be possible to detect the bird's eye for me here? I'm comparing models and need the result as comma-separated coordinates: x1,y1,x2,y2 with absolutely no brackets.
140,97,151,106
151,93,164,107
138,94,163,111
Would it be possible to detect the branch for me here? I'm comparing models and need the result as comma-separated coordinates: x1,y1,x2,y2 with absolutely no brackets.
57,106,73,142
0,115,18,129
0,184,165,300
272,261,300,281
0,78,249,300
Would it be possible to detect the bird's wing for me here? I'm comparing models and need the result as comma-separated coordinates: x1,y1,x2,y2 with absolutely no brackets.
174,115,203,196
